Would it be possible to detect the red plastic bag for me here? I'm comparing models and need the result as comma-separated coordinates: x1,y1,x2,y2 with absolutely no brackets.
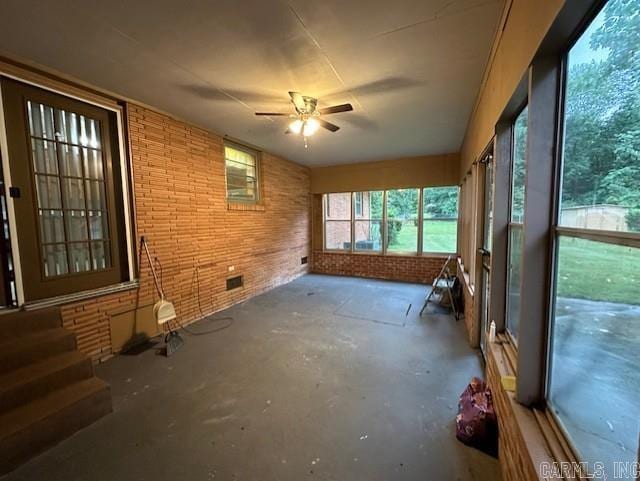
456,377,498,457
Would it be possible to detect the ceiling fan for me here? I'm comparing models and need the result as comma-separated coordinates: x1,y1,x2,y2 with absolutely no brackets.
255,91,353,147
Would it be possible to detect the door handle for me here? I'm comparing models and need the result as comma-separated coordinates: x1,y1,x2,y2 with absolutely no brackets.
477,247,490,257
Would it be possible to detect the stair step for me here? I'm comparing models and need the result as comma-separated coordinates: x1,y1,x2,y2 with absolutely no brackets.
0,308,62,337
0,377,112,475
0,351,93,414
0,328,76,374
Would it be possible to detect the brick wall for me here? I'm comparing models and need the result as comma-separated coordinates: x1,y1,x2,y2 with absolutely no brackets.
60,103,310,361
486,344,538,481
312,251,444,284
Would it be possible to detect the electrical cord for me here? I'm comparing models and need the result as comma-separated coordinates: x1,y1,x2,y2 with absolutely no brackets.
153,255,234,336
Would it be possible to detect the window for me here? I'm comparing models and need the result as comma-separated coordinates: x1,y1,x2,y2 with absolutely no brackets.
505,106,528,342
386,189,419,254
322,187,459,256
224,143,259,203
324,193,351,250
354,191,383,252
548,0,640,474
423,186,459,253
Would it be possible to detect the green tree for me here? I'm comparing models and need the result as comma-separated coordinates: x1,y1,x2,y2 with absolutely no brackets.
561,0,640,231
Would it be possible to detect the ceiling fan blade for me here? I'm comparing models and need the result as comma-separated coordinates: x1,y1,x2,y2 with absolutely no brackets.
289,91,306,112
318,119,340,132
255,112,288,116
318,103,353,115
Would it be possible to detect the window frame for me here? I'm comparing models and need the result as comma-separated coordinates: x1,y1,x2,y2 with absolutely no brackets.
544,1,640,465
505,103,529,344
486,0,640,473
385,188,421,256
321,187,460,257
224,140,261,204
352,190,383,254
422,186,460,255
322,192,352,252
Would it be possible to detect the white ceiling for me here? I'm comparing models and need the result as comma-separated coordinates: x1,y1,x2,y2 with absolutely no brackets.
0,0,503,166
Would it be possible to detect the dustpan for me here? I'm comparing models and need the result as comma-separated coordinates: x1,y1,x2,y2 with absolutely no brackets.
153,298,176,325
142,237,183,356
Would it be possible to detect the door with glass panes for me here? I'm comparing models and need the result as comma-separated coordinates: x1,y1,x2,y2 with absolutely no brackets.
1,78,127,301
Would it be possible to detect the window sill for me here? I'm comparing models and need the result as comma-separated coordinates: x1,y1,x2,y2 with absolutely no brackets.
22,280,140,311
227,202,265,212
320,250,454,259
487,339,570,480
456,257,474,297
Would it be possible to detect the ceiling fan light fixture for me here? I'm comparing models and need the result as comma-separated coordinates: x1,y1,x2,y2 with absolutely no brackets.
303,118,320,136
289,119,303,135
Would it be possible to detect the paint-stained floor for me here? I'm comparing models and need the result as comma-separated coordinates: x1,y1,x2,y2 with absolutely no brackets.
5,274,500,481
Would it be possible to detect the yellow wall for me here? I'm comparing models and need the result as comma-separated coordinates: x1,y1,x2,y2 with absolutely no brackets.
460,0,565,174
310,153,460,193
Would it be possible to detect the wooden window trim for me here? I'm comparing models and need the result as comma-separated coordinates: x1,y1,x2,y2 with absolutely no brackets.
224,140,262,206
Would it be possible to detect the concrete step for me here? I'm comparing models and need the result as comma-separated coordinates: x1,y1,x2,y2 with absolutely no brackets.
0,377,112,475
0,328,76,375
0,308,62,337
0,351,93,414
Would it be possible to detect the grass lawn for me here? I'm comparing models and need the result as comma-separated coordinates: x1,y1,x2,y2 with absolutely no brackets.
387,220,457,254
385,222,638,306
556,236,639,305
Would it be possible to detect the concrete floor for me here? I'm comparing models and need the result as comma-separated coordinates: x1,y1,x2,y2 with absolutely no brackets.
5,274,500,481
549,297,640,476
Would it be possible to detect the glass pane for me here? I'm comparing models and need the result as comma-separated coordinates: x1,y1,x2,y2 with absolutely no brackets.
224,146,256,167
225,161,256,179
55,109,80,145
325,220,351,250
31,139,58,174
79,115,101,148
354,220,382,252
386,189,419,253
511,107,528,223
325,193,351,220
85,180,106,210
65,210,88,241
354,191,383,220
484,162,494,251
91,241,111,270
62,178,85,209
423,219,457,253
68,242,91,273
59,144,82,177
549,237,639,476
423,187,458,253
27,101,55,139
558,0,640,234
83,148,104,179
387,219,418,253
38,210,64,243
506,225,523,340
42,244,68,277
35,175,62,209
88,211,107,240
